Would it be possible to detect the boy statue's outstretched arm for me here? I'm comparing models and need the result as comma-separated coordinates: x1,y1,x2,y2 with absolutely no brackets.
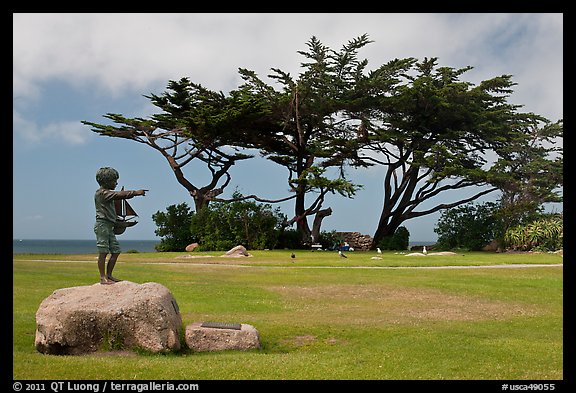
115,189,148,199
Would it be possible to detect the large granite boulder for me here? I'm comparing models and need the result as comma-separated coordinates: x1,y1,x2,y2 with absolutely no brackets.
185,322,261,352
35,281,182,355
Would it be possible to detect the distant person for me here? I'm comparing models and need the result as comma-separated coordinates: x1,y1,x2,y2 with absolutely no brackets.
94,167,147,285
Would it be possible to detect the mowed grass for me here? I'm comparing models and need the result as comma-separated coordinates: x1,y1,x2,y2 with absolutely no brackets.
13,250,563,380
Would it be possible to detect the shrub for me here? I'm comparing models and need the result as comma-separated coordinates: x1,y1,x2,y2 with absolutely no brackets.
434,202,501,251
189,193,287,251
152,203,195,252
503,214,563,251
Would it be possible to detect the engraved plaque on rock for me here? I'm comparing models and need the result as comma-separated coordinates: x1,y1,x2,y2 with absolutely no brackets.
200,321,242,330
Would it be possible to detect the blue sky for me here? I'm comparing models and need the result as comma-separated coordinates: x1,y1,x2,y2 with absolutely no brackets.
13,13,563,242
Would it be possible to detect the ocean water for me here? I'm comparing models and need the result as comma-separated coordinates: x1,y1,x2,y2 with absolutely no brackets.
13,239,160,254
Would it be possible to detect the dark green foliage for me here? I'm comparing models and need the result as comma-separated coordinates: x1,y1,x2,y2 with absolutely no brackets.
491,120,563,231
434,202,502,251
377,226,410,250
275,229,307,250
152,203,195,252
189,193,287,251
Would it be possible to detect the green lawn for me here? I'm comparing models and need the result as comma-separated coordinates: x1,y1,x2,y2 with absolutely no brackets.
13,250,563,380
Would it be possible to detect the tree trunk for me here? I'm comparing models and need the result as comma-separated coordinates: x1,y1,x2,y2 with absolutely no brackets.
371,216,404,249
294,189,312,243
372,164,419,249
192,193,209,213
311,207,332,243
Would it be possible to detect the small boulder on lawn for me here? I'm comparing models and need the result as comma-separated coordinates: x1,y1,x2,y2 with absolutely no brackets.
185,322,261,352
185,243,199,252
222,245,252,257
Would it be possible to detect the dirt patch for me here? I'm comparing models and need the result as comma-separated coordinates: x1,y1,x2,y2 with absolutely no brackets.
290,335,317,347
268,284,539,325
175,255,215,259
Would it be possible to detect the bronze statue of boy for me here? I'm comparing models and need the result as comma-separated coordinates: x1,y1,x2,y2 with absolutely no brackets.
94,167,147,285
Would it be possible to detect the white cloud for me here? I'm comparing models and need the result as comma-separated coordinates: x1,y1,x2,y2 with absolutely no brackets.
13,13,562,111
13,109,91,145
12,12,562,152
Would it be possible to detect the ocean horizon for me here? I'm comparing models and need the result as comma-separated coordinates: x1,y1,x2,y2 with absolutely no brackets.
13,238,438,254
13,239,160,254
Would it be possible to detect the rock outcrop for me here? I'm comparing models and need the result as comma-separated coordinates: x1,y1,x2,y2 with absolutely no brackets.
336,232,373,251
35,281,182,355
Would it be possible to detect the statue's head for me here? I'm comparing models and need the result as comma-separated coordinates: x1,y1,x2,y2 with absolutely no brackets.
96,167,119,189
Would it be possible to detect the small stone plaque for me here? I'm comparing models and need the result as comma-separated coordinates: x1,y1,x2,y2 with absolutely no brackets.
201,321,242,330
